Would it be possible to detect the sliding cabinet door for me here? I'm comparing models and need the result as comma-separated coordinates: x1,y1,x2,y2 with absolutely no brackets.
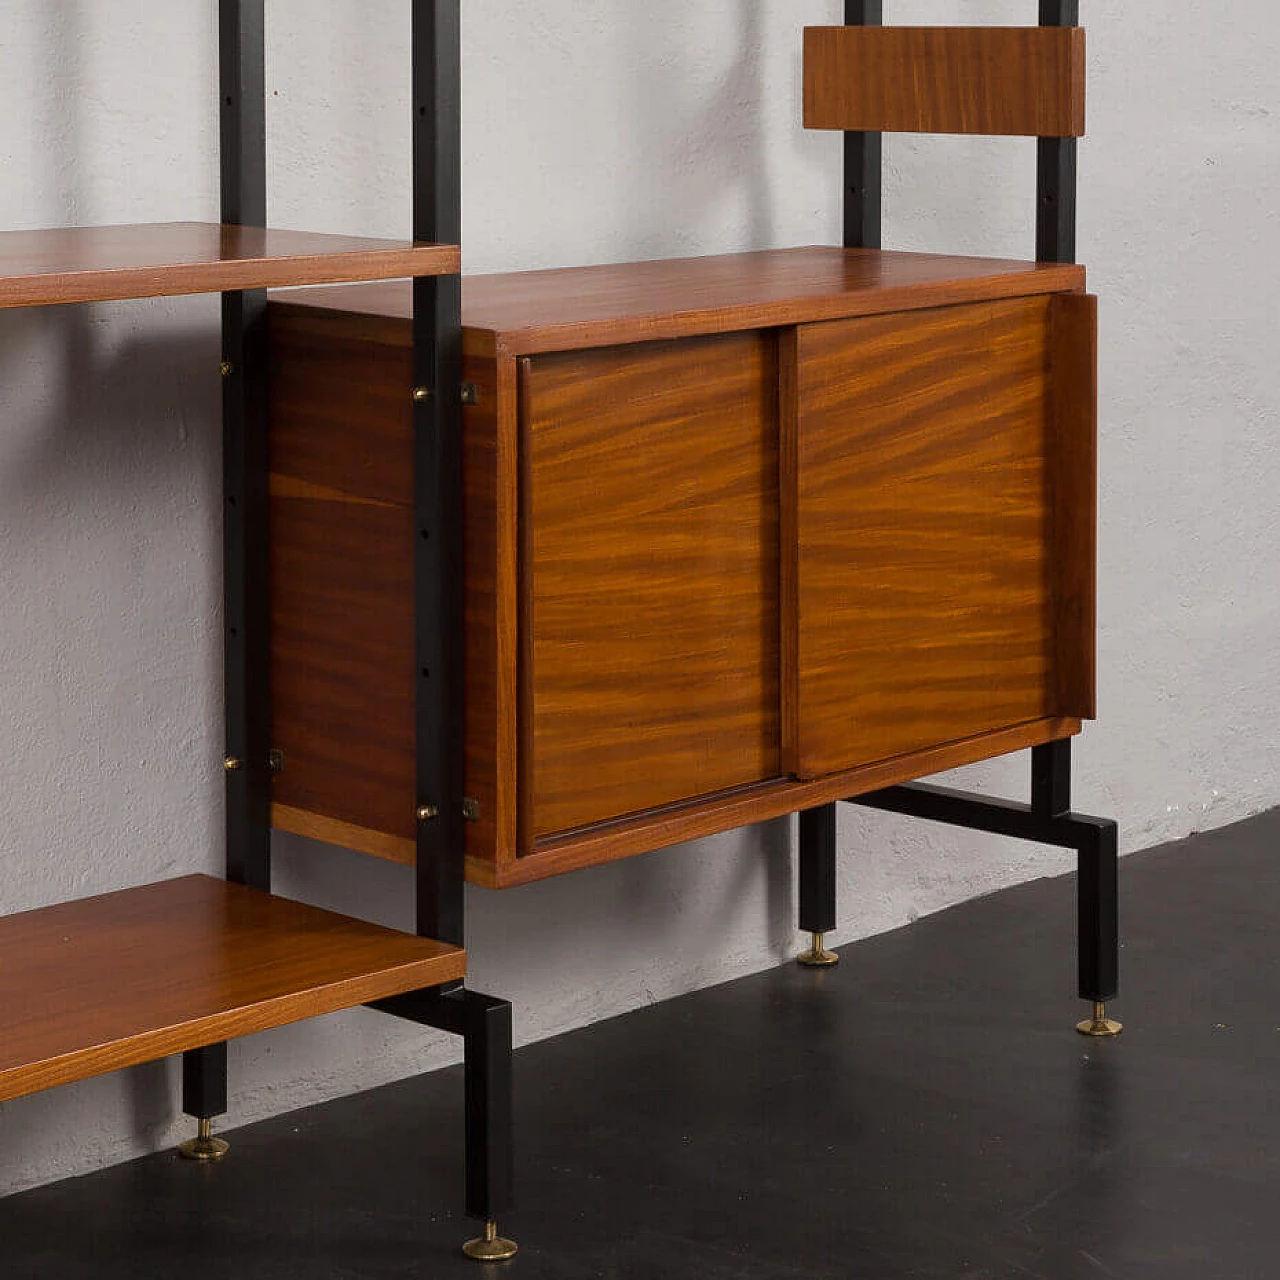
784,294,1097,780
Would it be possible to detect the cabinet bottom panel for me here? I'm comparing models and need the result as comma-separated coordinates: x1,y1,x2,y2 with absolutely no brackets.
271,716,1079,888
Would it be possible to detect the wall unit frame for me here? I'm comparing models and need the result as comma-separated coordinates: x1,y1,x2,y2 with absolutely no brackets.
264,1,1121,1034
0,0,515,1263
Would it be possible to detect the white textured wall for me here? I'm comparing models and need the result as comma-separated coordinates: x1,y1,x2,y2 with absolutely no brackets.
0,0,1277,1193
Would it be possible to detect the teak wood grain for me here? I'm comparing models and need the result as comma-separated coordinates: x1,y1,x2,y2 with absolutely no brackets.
277,247,1083,357
520,333,781,843
1049,294,1099,719
505,717,1081,887
0,876,465,1103
0,223,458,310
787,297,1059,779
463,351,521,873
268,305,518,872
268,321,417,843
803,26,1087,138
265,251,1094,887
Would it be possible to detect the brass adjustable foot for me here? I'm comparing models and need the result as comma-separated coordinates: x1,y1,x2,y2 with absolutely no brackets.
462,1221,518,1262
178,1117,230,1162
1076,1001,1123,1037
797,932,840,968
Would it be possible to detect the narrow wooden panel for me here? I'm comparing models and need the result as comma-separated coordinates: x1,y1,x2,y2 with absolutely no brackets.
278,249,1084,358
462,352,520,874
804,26,1086,138
271,804,415,866
269,495,416,837
0,876,465,1103
791,297,1057,780
778,327,801,768
1049,293,1099,719
498,718,1081,887
522,332,781,842
268,319,415,507
268,285,415,842
0,223,458,310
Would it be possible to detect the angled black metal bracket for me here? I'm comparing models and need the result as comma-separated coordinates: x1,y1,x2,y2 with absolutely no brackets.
849,740,1121,1033
370,988,515,1224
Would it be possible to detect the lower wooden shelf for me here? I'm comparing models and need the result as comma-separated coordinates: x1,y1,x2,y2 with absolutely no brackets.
0,875,465,1103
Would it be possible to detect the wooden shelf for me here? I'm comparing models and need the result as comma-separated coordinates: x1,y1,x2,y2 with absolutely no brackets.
273,245,1085,355
0,875,465,1102
0,223,459,310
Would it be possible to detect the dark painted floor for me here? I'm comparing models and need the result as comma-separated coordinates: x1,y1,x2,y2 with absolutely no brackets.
2,810,1279,1279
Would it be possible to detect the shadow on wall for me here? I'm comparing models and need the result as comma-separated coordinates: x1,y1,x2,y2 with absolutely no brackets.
0,307,220,547
622,0,774,256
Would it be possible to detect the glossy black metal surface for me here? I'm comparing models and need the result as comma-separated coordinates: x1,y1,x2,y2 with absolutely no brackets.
798,804,838,936
1036,0,1080,264
218,0,271,897
185,0,271,1127
853,779,1119,1004
370,988,515,1221
843,0,883,251
1033,738,1074,818
412,0,466,954
181,1041,228,1122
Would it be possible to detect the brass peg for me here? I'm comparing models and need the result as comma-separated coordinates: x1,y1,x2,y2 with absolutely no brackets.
1077,1001,1123,1037
416,804,440,822
412,386,432,402
797,932,840,968
220,361,234,378
178,1117,229,1162
462,1221,518,1262
223,756,243,772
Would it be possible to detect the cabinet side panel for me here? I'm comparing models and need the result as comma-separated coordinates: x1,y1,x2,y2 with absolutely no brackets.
795,297,1056,778
462,352,518,879
523,332,781,844
1048,293,1098,720
778,327,801,776
268,311,417,853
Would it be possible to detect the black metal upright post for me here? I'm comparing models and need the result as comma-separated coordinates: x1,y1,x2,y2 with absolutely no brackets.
843,0,883,251
412,0,465,954
1036,0,1079,265
1036,1,1119,1034
406,2,517,1257
181,0,271,1158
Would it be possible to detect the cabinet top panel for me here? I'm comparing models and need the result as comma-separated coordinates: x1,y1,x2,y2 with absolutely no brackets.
0,223,459,310
274,247,1083,356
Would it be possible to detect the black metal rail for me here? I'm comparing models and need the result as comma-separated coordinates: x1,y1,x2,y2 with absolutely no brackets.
188,0,515,1237
182,0,271,1133
801,4,1116,1020
852,740,1119,1005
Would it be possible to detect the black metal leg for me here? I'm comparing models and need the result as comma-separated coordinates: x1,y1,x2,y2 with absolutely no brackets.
179,1043,230,1161
797,803,840,967
1076,818,1122,1036
369,986,517,1259
461,994,515,1246
852,741,1122,1034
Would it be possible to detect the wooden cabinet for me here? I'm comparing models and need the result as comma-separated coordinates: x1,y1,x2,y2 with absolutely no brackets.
267,247,1096,888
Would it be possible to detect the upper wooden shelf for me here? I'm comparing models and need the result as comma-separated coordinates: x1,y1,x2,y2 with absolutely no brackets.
0,223,459,311
0,874,465,1102
273,246,1085,356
